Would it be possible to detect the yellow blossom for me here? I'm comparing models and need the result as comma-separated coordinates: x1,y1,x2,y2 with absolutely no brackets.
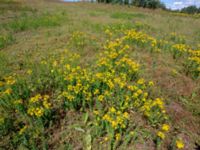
93,110,99,115
162,124,170,132
4,88,12,95
109,107,116,113
19,126,27,135
123,112,129,119
157,131,165,139
115,133,121,141
176,139,184,149
148,81,154,86
98,95,104,102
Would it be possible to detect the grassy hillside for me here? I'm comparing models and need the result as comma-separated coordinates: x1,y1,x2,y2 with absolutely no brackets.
0,0,200,149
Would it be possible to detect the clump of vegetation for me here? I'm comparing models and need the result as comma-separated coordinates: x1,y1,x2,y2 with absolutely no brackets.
0,34,15,49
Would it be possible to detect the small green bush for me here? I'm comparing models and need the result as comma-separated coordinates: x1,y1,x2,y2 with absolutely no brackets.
0,34,15,49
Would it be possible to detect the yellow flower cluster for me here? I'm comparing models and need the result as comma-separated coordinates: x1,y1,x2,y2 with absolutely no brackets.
104,26,198,79
83,33,169,141
172,44,189,52
170,44,200,77
61,66,95,105
141,98,165,116
188,50,200,65
0,88,12,97
0,76,15,98
110,27,198,79
104,26,199,79
101,108,129,130
50,32,169,143
123,29,161,52
4,76,16,85
157,124,170,140
187,49,200,77
27,94,51,117
171,44,190,59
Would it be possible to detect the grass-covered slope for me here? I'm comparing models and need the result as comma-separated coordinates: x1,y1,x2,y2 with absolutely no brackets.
0,0,200,149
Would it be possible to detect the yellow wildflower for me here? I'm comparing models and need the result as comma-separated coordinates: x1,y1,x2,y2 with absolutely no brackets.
109,107,116,113
94,89,99,95
4,88,12,95
5,76,16,85
157,131,165,139
162,124,170,132
43,101,51,109
123,112,129,119
35,107,44,117
93,110,99,115
115,133,121,141
19,126,27,135
98,95,104,102
137,78,145,84
176,139,184,149
148,81,154,86
111,121,118,128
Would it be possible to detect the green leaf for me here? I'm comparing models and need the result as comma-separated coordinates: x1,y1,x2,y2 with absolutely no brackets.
83,112,89,124
74,127,85,133
85,132,92,150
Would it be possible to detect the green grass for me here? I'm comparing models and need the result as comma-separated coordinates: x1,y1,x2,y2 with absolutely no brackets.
110,12,147,19
0,0,36,14
0,9,67,49
0,1,200,149
0,34,15,49
1,12,67,32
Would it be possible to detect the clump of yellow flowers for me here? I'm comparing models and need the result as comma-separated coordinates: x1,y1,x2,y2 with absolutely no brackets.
172,44,190,59
123,29,161,53
157,124,170,140
187,49,200,78
0,76,15,98
48,31,169,145
27,94,51,117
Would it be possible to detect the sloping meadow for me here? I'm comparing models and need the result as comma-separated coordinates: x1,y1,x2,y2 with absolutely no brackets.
0,27,183,149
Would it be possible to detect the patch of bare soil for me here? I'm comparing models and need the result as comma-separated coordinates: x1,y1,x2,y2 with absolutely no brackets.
167,101,200,150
